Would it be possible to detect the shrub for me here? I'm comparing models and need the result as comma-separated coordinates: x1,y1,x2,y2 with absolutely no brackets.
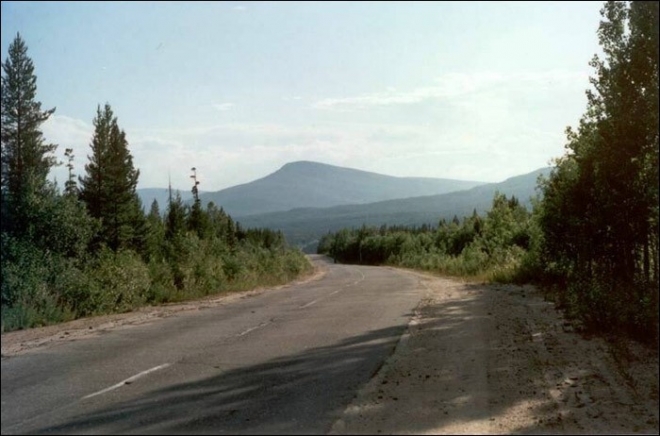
89,248,151,313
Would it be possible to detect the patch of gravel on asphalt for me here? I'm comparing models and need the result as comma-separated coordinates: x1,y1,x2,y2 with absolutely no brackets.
330,270,659,435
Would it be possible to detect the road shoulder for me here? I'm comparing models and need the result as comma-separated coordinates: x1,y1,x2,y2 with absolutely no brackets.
331,269,659,434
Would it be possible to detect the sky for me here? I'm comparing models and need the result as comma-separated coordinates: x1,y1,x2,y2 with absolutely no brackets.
1,1,605,191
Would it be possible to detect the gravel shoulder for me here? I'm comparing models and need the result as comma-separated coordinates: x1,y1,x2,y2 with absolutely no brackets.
331,268,659,435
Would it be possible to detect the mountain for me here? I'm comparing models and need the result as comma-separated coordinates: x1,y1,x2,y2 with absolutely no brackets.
137,188,197,212
197,161,486,217
238,167,552,251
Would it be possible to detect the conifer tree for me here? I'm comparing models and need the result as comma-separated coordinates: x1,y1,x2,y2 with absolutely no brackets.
165,191,188,240
188,167,208,237
1,33,57,235
144,198,165,261
79,103,143,251
63,148,78,196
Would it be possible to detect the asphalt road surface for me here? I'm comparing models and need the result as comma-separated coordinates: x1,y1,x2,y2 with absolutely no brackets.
1,256,425,435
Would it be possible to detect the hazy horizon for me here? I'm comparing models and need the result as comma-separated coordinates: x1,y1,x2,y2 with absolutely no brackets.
137,160,551,192
2,1,602,191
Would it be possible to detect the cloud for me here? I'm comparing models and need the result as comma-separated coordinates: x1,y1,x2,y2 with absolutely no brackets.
42,65,582,192
41,115,93,186
313,70,587,111
42,113,564,191
232,5,247,11
125,122,416,188
42,115,93,147
212,103,234,111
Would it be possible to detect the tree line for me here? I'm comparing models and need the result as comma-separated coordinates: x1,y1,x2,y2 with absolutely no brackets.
318,194,539,281
320,1,658,343
1,34,310,331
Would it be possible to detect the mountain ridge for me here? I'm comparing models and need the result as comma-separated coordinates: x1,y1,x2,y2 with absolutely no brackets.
237,167,552,250
138,162,550,251
195,161,487,217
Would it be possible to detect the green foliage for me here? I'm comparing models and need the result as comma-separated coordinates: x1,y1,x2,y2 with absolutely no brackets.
79,103,143,252
0,37,311,332
1,33,58,244
144,199,166,261
1,33,57,227
1,234,75,330
318,193,535,280
165,191,188,240
27,184,98,258
2,200,311,332
537,1,658,342
0,35,100,331
87,248,151,313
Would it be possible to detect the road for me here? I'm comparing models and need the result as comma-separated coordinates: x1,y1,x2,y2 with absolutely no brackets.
1,256,426,435
3,256,658,434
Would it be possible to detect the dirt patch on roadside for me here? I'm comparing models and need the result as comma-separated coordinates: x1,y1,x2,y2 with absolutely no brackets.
1,260,326,358
331,270,659,434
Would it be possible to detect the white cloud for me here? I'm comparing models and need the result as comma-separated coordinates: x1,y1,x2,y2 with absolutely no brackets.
313,70,587,111
42,113,562,190
212,103,234,111
41,115,93,187
42,115,93,147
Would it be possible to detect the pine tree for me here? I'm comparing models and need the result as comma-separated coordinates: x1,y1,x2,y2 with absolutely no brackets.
165,191,188,240
144,198,165,261
188,167,208,237
63,148,78,196
79,103,143,251
1,33,57,235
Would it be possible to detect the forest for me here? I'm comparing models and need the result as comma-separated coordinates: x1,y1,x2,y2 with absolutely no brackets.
319,1,659,343
0,35,310,332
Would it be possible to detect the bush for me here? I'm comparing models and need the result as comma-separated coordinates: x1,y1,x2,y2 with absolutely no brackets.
1,236,73,330
53,261,98,317
146,260,176,303
88,248,151,313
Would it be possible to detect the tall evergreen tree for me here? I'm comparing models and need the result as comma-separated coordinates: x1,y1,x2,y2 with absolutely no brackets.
63,148,78,196
188,167,208,237
165,191,188,240
79,103,143,251
144,198,165,261
1,33,57,235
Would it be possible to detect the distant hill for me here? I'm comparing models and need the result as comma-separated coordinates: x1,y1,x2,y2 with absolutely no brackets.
137,188,197,212
238,167,552,251
197,161,486,217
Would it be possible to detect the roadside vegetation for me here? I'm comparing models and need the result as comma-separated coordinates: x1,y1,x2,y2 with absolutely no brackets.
318,194,539,284
320,1,659,345
1,34,310,332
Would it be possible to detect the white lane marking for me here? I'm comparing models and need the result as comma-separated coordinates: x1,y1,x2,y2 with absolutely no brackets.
300,300,318,309
344,268,366,287
82,363,171,400
300,267,366,309
237,321,270,337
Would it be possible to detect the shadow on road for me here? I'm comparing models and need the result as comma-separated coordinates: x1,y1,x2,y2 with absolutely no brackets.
32,322,413,434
